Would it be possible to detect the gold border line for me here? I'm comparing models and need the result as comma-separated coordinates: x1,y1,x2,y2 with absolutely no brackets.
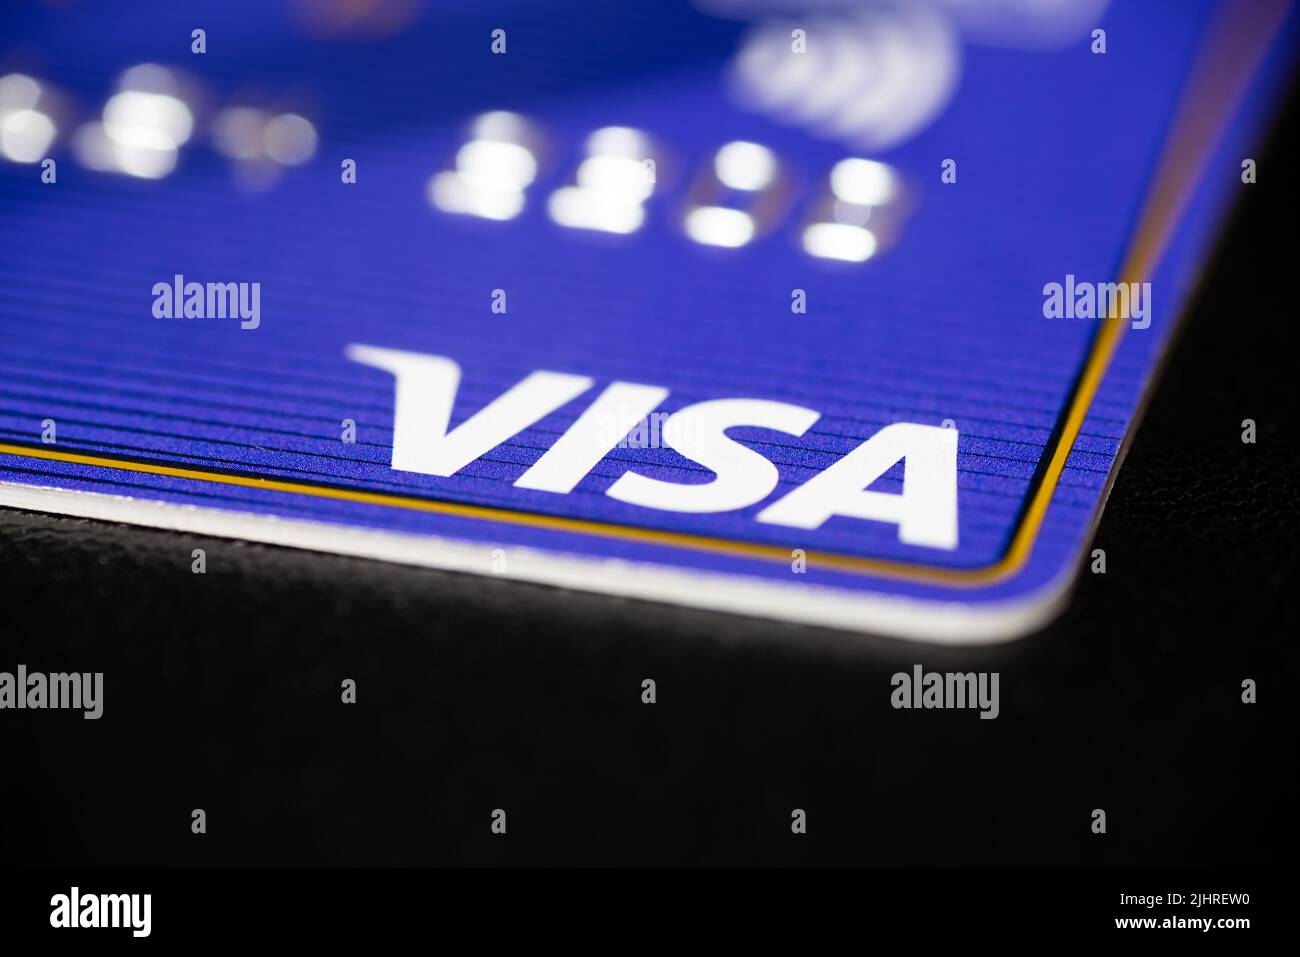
0,0,1286,588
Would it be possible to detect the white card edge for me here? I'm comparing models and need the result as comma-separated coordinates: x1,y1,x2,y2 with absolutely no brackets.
0,479,1079,645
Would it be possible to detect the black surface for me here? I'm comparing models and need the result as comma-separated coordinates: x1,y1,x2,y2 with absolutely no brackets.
2,94,1296,870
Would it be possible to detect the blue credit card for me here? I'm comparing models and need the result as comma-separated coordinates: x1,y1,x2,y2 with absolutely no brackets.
0,0,1295,641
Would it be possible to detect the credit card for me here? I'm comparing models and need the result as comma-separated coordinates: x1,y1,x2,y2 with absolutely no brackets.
0,0,1294,642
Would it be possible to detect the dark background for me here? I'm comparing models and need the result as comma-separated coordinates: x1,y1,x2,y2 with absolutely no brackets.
2,87,1296,870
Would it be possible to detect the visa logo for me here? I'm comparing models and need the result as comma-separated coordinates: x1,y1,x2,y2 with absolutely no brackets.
347,344,958,549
